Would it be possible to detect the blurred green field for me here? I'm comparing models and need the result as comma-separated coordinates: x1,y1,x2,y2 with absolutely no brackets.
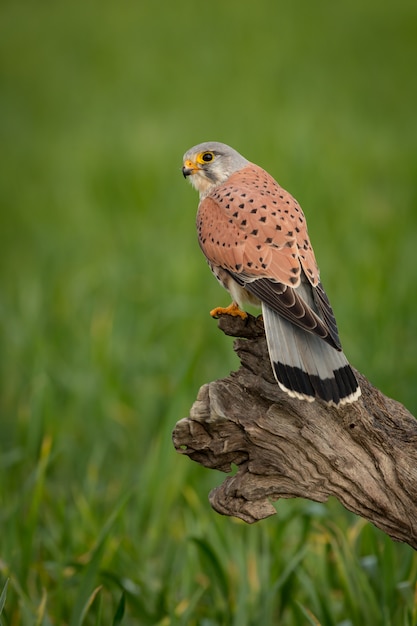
1,0,417,623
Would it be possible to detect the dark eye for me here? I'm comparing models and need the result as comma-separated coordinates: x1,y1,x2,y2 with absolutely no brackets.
201,152,214,162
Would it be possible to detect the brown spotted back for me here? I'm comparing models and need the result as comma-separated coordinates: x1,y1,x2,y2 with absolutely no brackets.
196,164,319,287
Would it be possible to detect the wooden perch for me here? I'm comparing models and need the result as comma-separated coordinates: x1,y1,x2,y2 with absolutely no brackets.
172,314,417,550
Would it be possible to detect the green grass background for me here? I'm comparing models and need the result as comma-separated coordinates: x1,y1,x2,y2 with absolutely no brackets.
1,0,417,623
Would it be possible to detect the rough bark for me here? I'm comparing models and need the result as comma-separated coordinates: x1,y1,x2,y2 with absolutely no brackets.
172,313,417,550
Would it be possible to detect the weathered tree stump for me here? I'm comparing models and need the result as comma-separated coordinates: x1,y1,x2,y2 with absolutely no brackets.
172,314,417,550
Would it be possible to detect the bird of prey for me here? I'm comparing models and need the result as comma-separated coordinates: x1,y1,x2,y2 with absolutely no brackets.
182,141,361,405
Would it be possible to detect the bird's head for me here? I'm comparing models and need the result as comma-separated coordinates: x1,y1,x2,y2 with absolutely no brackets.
182,142,249,198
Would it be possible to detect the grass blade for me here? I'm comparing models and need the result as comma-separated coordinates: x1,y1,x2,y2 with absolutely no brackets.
0,579,9,615
112,592,125,626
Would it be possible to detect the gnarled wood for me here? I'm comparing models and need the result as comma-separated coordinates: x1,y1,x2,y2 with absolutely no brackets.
172,314,417,550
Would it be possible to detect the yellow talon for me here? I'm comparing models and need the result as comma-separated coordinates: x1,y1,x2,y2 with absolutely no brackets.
210,302,248,320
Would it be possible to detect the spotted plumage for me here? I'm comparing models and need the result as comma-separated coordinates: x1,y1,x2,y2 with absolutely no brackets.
182,141,361,405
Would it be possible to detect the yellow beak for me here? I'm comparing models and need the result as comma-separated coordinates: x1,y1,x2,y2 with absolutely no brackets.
182,159,200,178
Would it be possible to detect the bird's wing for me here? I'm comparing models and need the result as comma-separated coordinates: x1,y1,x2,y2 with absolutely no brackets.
197,164,319,286
231,271,341,350
197,164,341,349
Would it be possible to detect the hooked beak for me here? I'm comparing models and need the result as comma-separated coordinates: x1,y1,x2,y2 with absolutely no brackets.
182,159,200,178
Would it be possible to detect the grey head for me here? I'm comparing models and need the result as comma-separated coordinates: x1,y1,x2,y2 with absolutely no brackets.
182,141,250,197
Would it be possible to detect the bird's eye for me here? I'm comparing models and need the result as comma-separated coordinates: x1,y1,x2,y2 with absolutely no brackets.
197,151,215,164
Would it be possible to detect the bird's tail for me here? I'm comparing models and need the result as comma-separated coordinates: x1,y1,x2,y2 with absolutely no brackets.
262,304,361,405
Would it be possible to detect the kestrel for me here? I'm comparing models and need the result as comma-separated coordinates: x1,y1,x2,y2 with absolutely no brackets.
182,141,361,405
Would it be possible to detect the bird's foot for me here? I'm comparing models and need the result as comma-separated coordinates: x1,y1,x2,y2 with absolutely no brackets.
210,302,248,320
